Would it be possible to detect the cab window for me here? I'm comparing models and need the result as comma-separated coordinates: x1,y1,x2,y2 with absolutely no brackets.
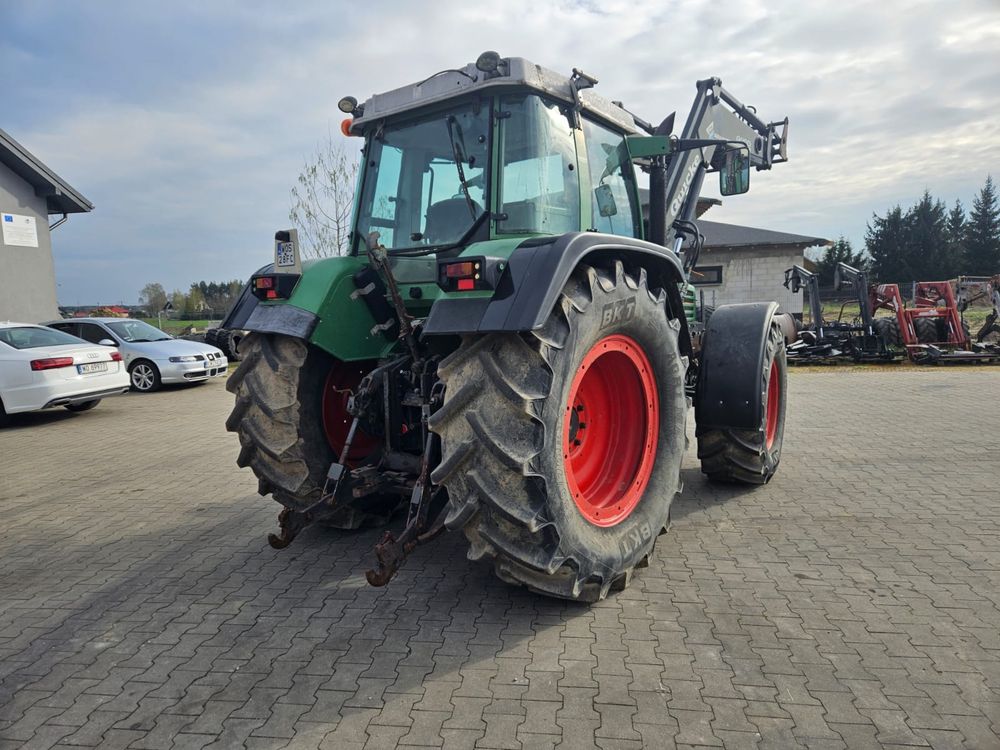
496,95,580,235
583,118,639,238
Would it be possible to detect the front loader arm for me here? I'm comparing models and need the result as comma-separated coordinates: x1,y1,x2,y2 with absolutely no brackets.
783,265,824,336
648,78,789,250
833,262,875,333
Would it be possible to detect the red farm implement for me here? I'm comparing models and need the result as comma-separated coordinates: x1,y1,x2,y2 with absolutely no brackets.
871,278,1000,364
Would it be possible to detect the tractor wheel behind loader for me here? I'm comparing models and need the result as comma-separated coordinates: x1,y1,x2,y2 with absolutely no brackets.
873,317,902,347
914,318,938,344
697,320,787,484
226,333,399,529
429,262,687,602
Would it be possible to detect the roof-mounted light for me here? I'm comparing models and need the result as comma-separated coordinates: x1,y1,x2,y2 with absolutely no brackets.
338,96,358,114
475,51,501,74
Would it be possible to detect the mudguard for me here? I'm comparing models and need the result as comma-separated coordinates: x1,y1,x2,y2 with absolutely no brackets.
695,301,779,431
423,232,687,334
217,264,271,331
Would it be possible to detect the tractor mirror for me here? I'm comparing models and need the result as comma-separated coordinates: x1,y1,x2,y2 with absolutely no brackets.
594,184,618,217
720,147,750,196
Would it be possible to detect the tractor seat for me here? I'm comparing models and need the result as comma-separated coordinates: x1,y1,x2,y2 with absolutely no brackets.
424,197,482,244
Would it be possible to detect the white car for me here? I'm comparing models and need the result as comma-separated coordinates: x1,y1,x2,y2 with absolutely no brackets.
44,317,228,392
0,322,129,425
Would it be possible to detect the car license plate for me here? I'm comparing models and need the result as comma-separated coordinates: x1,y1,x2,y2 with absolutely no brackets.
78,362,108,374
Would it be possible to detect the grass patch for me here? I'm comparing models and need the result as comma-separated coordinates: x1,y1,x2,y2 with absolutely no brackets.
140,318,221,335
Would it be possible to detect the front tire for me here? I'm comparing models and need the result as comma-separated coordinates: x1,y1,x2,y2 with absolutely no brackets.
225,333,399,529
697,321,787,484
129,361,161,392
429,262,687,602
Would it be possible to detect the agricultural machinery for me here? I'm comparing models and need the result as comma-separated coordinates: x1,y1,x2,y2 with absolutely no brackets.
225,53,791,601
869,276,1000,363
782,263,896,363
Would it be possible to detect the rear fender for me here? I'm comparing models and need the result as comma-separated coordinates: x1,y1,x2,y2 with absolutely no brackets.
240,256,397,362
422,232,688,335
695,301,779,431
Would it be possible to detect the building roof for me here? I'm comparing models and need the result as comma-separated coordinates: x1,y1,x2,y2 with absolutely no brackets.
0,128,93,215
699,220,829,250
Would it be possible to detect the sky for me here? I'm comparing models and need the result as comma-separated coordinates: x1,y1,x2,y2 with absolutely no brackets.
3,0,999,305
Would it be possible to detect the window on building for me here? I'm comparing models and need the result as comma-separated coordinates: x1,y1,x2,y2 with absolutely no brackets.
691,265,723,286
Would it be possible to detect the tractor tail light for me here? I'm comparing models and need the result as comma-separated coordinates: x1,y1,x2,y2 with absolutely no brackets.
251,273,300,301
438,258,495,293
445,261,477,278
30,357,75,371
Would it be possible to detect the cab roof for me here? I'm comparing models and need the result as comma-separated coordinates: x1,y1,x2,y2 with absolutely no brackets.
348,55,642,135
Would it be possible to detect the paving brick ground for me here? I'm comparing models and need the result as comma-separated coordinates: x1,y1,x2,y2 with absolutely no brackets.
1,368,999,749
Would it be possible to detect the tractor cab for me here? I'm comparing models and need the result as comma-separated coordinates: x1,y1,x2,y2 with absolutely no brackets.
343,58,646,259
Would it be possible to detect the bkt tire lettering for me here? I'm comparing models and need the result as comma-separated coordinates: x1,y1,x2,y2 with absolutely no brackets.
601,298,636,329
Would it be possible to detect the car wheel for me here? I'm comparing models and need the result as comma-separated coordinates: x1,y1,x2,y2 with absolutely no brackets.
65,399,101,412
129,361,161,392
0,397,9,427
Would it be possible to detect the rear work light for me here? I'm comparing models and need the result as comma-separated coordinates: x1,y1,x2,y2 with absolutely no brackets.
30,357,75,371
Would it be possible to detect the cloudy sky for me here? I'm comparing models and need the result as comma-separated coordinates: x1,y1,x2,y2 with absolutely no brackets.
4,0,999,305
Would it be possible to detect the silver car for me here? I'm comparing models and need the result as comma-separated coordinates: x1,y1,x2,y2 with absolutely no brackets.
44,318,228,392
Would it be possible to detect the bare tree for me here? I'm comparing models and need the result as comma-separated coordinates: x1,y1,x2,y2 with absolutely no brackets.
289,134,360,258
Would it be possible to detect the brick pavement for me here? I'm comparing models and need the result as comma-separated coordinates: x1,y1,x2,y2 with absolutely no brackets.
1,369,999,749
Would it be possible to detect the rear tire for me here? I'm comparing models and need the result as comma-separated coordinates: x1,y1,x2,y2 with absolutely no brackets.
225,333,399,529
873,317,902,347
66,400,101,412
430,262,687,601
697,321,786,484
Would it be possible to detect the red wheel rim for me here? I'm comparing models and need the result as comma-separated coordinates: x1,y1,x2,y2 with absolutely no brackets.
562,334,659,527
765,359,780,450
322,360,379,464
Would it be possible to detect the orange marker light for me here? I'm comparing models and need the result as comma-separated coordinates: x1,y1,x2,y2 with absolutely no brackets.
445,262,477,278
340,118,354,137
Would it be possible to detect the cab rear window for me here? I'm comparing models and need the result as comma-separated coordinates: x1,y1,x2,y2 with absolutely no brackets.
0,327,85,349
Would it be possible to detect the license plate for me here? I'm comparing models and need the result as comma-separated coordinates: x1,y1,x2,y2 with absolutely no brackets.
78,362,108,374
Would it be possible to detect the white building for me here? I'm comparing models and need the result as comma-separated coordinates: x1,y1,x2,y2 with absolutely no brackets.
0,128,93,323
691,221,830,316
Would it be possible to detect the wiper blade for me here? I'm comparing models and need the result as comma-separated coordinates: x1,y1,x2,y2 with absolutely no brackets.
446,116,478,221
390,209,491,258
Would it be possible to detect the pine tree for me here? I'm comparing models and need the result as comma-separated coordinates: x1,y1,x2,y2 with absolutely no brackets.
866,205,910,283
945,200,967,273
814,237,867,287
905,190,950,279
965,176,1000,275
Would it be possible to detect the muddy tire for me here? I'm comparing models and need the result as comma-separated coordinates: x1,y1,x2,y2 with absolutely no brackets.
225,332,398,529
429,262,687,602
873,317,902,347
697,321,786,484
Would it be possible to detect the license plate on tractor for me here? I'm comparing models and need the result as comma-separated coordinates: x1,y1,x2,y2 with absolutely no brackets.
77,362,107,374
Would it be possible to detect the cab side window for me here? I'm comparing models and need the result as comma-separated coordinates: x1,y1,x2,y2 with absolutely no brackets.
582,118,639,239
497,95,580,235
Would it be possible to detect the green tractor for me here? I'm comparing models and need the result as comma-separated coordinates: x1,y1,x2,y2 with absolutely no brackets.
226,52,790,601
